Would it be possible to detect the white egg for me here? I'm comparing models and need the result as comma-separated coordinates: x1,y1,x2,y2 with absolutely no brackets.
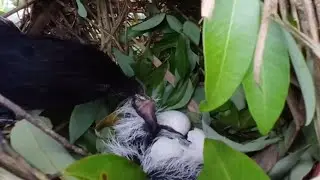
186,128,206,161
156,110,191,135
148,137,184,163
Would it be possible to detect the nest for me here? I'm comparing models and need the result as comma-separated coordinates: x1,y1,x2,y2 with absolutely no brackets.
3,0,201,59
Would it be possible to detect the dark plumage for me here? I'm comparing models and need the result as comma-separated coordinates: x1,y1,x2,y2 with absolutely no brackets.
0,17,142,111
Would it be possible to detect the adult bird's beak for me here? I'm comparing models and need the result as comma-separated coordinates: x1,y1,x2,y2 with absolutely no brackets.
132,94,158,134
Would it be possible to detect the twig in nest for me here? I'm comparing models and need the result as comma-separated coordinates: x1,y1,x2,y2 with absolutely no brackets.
315,0,320,27
287,87,306,128
0,93,88,156
0,132,49,180
302,0,319,42
272,16,320,59
278,0,288,20
1,0,36,18
85,18,124,52
253,0,278,86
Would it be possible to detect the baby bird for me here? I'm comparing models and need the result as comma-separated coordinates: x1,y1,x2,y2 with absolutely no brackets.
103,95,205,180
0,17,141,111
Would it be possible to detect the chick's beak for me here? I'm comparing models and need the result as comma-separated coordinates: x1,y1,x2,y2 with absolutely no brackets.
132,95,158,133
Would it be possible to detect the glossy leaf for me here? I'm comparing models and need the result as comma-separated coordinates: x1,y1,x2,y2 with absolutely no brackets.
10,120,75,174
198,139,270,180
132,13,166,31
202,113,280,152
182,21,200,45
166,15,183,32
200,0,260,112
243,21,290,135
64,154,147,180
282,29,316,126
69,99,109,143
113,48,135,77
175,34,190,79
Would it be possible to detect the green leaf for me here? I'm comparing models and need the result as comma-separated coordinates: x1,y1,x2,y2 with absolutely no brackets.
282,29,316,126
165,79,194,110
166,15,183,33
187,40,199,72
217,101,240,128
238,109,256,129
269,146,310,179
64,154,147,180
144,63,167,94
152,33,179,55
242,21,290,135
199,0,261,112
75,129,97,154
182,21,201,45
10,120,75,174
230,86,246,110
193,86,205,104
119,27,146,44
113,48,135,77
175,34,190,79
164,78,189,107
132,13,166,31
69,99,109,143
202,113,279,152
76,0,87,18
287,153,314,180
198,139,270,180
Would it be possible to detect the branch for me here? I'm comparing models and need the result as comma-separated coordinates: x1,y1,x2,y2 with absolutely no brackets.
0,93,88,156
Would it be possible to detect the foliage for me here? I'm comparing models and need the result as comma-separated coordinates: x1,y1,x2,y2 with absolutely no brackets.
5,0,320,179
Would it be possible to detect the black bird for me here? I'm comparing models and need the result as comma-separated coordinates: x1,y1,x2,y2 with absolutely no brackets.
0,17,141,111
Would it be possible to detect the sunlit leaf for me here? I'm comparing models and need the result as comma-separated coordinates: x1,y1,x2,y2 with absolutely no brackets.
63,154,147,180
11,120,75,174
132,13,166,31
282,29,316,126
198,139,270,180
243,21,290,135
200,0,260,112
